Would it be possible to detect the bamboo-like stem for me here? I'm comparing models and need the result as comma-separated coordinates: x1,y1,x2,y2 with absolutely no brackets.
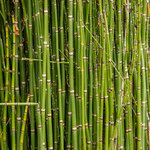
141,1,148,149
32,0,42,108
0,123,3,150
3,24,9,150
0,103,38,106
51,3,59,148
0,36,4,150
27,0,36,148
76,5,82,149
59,0,66,124
45,3,53,148
40,0,50,148
136,0,142,149
53,1,64,149
20,58,69,63
68,0,78,149
116,0,124,148
35,105,43,150
98,1,105,149
107,0,115,148
11,16,16,150
46,45,53,149
14,1,21,148
103,12,110,150
20,95,30,150
88,0,93,145
123,1,134,150
78,0,86,149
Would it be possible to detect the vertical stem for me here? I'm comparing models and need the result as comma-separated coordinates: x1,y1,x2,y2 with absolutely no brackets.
3,25,9,150
78,0,86,149
68,0,78,149
11,15,16,150
20,96,30,150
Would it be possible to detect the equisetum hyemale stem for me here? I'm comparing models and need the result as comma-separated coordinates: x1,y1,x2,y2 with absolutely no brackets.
0,1,149,149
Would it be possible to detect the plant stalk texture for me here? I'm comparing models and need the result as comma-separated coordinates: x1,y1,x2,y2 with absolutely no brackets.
0,0,149,150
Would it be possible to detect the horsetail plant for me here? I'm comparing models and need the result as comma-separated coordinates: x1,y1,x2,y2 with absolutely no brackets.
0,0,149,150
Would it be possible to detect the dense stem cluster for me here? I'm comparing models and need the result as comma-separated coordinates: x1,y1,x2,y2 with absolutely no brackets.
0,0,149,150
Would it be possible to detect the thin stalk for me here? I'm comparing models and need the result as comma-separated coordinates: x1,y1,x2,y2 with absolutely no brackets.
123,1,134,149
46,47,53,149
11,16,16,150
53,0,64,149
14,1,21,148
141,1,148,149
45,5,53,147
59,0,66,123
3,25,9,150
88,0,93,144
68,0,78,149
20,95,30,150
0,37,4,150
78,0,86,149
136,0,142,148
41,0,50,148
115,0,124,148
